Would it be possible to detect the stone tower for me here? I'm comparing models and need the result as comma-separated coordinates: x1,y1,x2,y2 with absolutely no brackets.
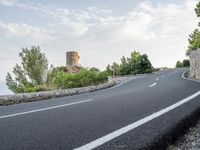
66,51,80,66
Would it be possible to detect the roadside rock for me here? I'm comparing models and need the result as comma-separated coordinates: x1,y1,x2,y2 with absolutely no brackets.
189,48,200,80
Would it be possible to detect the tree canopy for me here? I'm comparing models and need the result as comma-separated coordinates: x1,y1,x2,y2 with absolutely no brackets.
183,59,190,67
176,59,190,68
176,61,183,68
106,51,154,76
188,1,200,52
6,46,48,93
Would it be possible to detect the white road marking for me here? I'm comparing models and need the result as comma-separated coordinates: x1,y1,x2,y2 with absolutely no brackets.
0,99,94,119
149,83,157,87
109,83,124,89
109,76,146,90
74,91,200,150
182,71,200,83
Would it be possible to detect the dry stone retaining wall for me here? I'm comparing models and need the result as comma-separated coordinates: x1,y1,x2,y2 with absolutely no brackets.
189,48,200,80
0,80,116,106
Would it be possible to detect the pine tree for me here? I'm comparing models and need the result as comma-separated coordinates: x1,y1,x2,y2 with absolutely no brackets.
6,46,48,93
188,1,200,51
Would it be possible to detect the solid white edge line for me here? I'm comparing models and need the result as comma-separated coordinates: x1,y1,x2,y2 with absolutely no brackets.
0,99,94,119
109,76,144,90
108,82,124,90
74,91,200,150
149,83,157,87
182,70,200,83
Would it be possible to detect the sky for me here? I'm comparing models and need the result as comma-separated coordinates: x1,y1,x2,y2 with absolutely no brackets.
0,0,199,95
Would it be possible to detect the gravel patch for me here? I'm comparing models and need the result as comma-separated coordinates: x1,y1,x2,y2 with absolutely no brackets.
168,120,200,150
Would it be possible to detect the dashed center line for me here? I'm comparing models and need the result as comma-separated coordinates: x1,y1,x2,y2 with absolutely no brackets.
149,83,157,87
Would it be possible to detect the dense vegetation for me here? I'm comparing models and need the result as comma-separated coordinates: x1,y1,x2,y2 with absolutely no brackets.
6,47,155,94
47,67,108,90
188,1,200,52
176,59,190,68
106,51,154,76
6,47,108,93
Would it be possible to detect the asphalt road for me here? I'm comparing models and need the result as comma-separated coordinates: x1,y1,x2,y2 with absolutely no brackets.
0,68,200,150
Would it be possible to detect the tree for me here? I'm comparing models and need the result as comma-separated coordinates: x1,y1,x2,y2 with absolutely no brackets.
119,56,129,75
135,54,153,74
112,62,120,76
6,46,48,93
129,51,141,74
106,51,153,76
195,1,200,21
127,51,153,74
176,61,183,68
183,59,190,67
6,73,23,93
188,1,200,51
106,65,112,75
188,29,200,51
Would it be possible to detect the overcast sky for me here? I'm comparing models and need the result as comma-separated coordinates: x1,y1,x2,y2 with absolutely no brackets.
0,0,199,94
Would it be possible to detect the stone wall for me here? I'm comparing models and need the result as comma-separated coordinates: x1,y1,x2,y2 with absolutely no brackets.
0,80,116,106
189,48,200,80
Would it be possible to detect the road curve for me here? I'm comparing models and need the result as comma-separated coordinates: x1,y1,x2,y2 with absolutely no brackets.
0,68,200,150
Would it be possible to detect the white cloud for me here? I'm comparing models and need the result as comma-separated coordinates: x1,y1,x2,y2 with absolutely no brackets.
0,0,199,94
1,0,198,59
0,21,54,43
0,20,54,83
87,7,113,14
0,0,17,6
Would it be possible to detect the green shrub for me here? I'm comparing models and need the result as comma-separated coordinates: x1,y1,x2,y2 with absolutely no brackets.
50,69,108,90
25,85,49,93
